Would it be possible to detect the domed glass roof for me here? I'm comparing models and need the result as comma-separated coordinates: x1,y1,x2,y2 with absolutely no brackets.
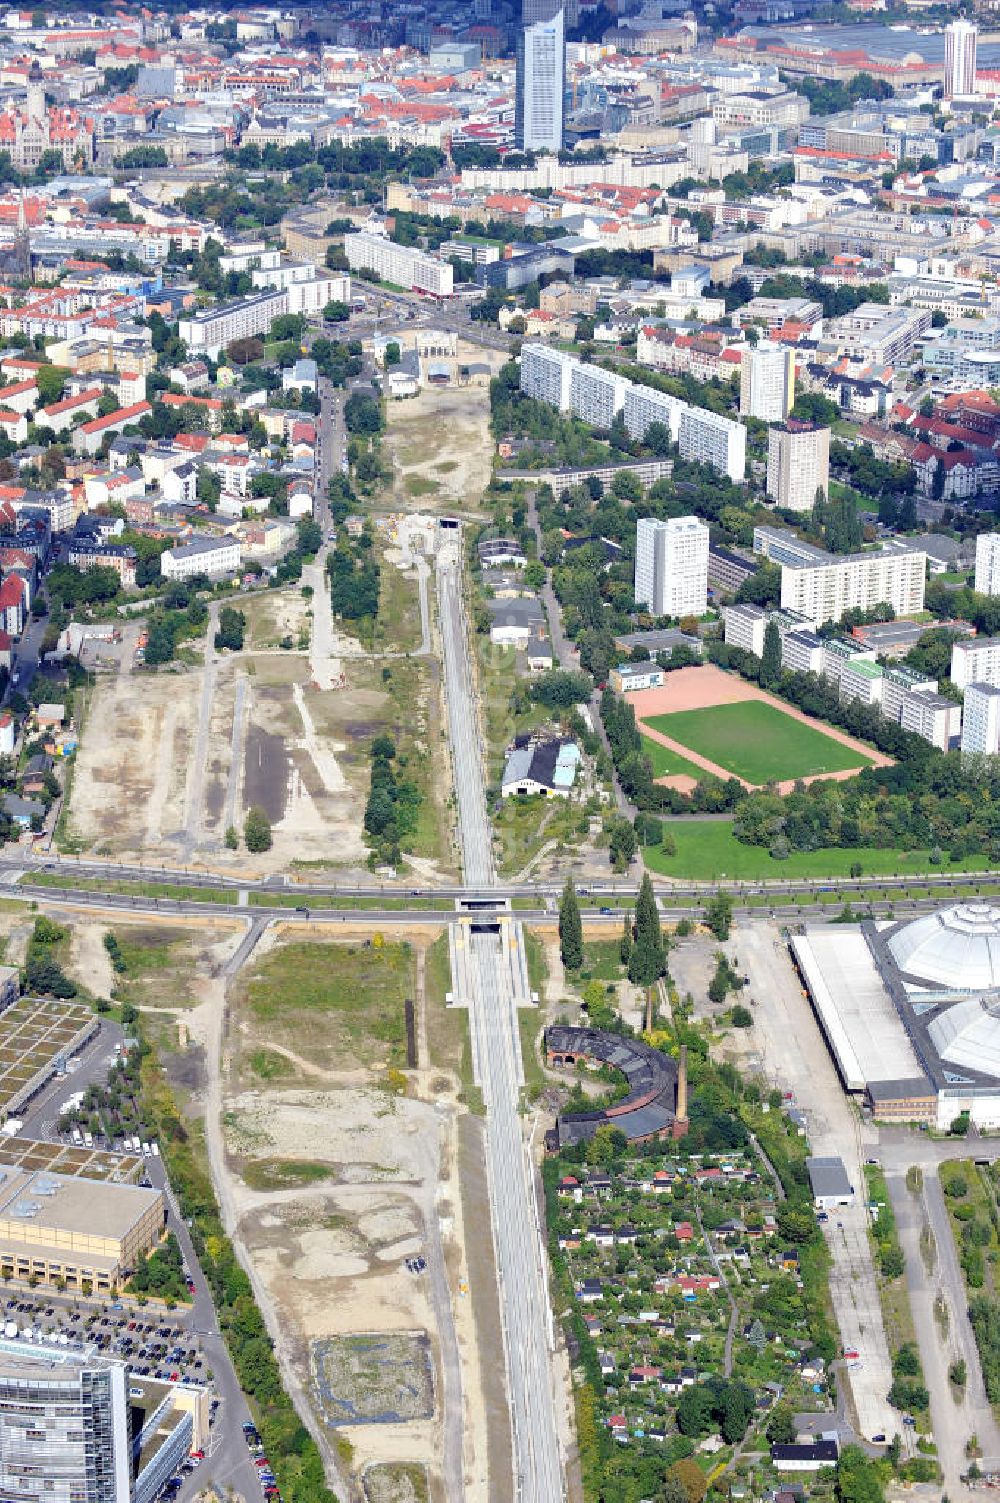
887,903,1000,993
929,998,1000,1078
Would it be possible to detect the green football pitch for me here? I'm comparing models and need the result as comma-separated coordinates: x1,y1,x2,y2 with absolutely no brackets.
643,699,872,785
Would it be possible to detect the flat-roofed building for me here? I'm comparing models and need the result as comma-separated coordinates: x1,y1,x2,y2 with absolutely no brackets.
766,420,830,512
901,689,960,751
881,664,936,724
961,681,1000,755
975,532,1000,597
840,656,884,707
0,1165,165,1293
780,545,926,628
344,230,453,298
677,405,746,482
781,627,824,675
952,635,1000,690
723,602,767,656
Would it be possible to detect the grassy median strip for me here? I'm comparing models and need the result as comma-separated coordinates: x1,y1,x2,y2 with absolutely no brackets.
27,873,240,904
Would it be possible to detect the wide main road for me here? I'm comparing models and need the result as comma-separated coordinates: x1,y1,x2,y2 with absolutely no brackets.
437,545,564,1501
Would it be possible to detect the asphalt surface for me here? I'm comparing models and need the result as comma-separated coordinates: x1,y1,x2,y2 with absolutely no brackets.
437,540,564,1501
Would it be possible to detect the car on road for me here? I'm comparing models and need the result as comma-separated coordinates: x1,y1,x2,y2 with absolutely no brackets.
872,1434,886,1444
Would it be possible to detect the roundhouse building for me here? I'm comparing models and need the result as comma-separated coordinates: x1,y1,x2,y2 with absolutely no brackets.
791,902,1000,1130
544,1026,688,1147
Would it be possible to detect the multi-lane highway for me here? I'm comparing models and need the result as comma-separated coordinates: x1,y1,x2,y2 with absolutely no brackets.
437,543,564,1501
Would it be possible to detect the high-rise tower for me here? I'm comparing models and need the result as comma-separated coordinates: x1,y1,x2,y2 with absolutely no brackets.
514,0,565,154
944,18,978,100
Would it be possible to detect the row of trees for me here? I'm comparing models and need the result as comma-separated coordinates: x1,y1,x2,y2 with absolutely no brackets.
363,735,421,869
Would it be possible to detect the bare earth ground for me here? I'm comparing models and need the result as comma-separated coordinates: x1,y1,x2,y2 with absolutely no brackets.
384,368,500,517
64,609,447,876
628,663,893,794
220,926,489,1503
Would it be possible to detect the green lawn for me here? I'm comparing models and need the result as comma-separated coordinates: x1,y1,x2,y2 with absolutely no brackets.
645,820,994,881
645,700,871,784
640,734,708,782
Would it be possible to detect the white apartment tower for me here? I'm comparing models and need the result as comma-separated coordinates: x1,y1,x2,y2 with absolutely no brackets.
961,682,1000,756
944,19,978,100
740,341,795,422
975,532,1000,597
515,0,565,153
635,515,709,618
766,421,831,512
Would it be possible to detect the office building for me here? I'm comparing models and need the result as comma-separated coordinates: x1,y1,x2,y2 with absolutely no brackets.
952,636,1000,690
944,18,978,100
0,1339,209,1503
515,0,565,154
677,405,746,482
766,421,830,512
975,532,1000,597
178,290,287,357
0,1166,165,1292
343,231,453,298
740,341,795,422
961,682,1000,755
635,515,709,618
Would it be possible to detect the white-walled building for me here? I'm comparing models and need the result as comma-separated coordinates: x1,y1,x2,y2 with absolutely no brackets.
623,383,684,444
780,546,926,627
179,290,287,357
902,690,960,752
635,515,709,618
344,230,453,297
723,602,767,656
569,362,630,430
840,657,884,707
767,421,830,512
975,532,1000,597
740,341,795,422
160,535,242,581
962,682,1000,755
944,17,978,99
952,636,1000,690
519,343,574,410
782,627,824,675
678,405,746,482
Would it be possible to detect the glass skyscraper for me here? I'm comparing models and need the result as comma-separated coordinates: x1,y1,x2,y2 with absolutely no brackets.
515,0,565,154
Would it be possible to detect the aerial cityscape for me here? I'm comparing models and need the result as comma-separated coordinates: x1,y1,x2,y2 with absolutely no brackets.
5,2,1000,1503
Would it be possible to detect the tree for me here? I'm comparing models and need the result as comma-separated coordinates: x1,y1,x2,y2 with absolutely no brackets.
619,914,632,966
244,806,272,852
558,879,584,971
607,816,637,871
705,891,732,941
669,1458,708,1503
214,606,246,652
760,620,781,690
384,341,401,367
34,364,67,406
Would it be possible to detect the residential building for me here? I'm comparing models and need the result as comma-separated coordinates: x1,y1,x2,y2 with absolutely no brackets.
635,516,709,618
945,18,977,100
961,681,1000,755
488,596,546,646
952,636,1000,690
66,542,136,589
519,342,575,411
881,665,937,724
840,657,884,707
766,422,830,512
723,602,767,656
781,628,825,675
160,535,241,582
677,406,746,482
820,637,877,688
740,342,795,422
568,363,630,431
975,532,1000,597
178,290,287,357
778,544,926,627
901,690,960,752
622,384,684,445
515,0,565,154
708,545,757,595
343,231,453,298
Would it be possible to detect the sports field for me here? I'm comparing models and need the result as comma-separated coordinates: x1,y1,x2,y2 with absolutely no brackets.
645,700,871,785
640,734,707,783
